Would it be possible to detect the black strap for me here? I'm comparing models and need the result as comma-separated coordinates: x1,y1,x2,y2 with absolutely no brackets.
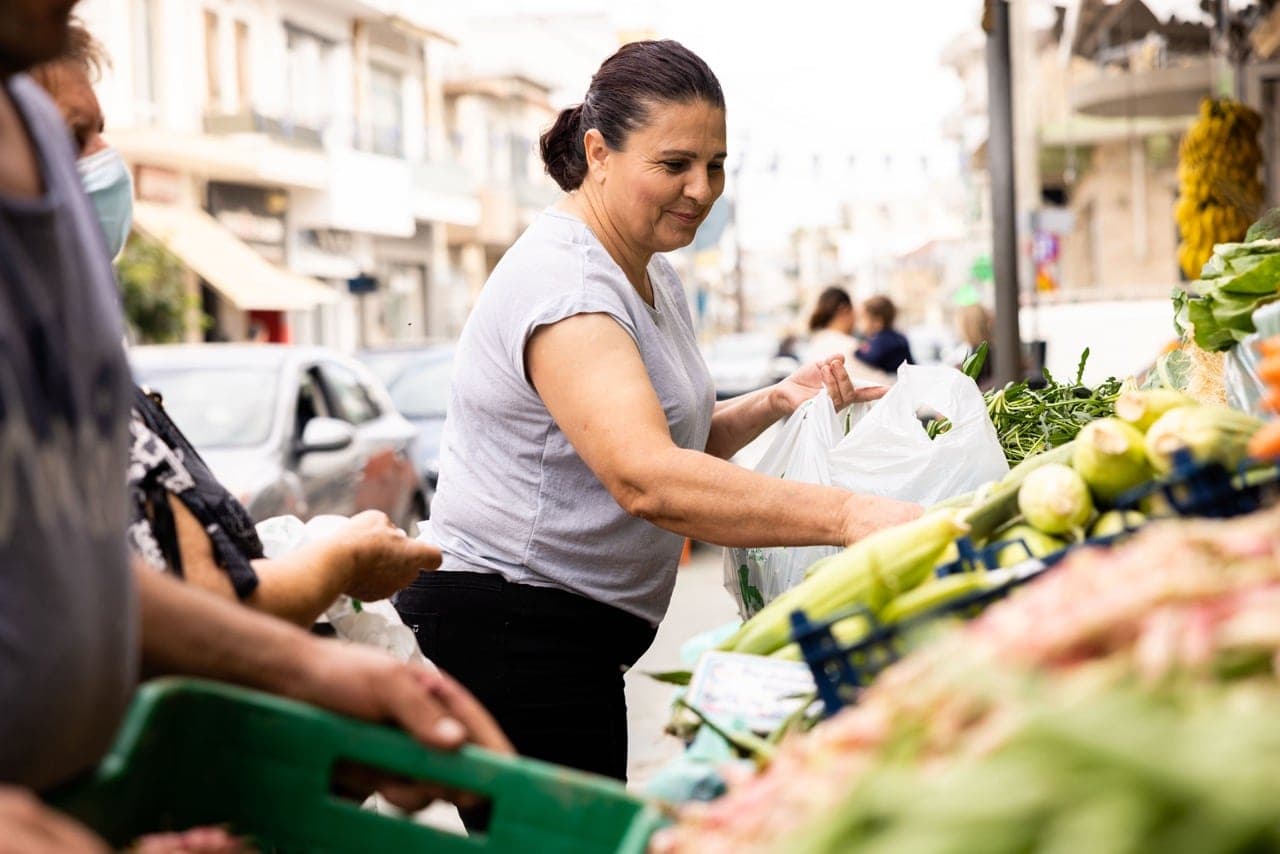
131,385,261,598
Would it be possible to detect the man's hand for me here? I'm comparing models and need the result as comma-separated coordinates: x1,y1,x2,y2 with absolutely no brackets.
771,355,887,417
0,787,107,854
293,640,513,811
293,639,511,754
333,510,440,602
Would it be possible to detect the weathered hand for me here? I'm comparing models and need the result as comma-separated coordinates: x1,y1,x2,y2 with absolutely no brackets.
771,355,888,416
293,641,514,810
840,494,925,546
0,787,107,854
330,510,440,602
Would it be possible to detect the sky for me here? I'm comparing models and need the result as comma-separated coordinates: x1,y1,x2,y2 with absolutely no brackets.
454,0,983,245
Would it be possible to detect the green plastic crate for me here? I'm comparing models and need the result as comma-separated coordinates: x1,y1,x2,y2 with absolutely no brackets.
48,678,668,853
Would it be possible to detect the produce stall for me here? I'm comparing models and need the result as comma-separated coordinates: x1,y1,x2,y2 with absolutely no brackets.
640,215,1280,851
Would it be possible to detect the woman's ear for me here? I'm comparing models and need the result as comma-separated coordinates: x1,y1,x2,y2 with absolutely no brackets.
583,128,609,184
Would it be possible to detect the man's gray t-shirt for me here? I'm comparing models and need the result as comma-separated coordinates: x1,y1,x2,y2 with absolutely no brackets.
0,75,137,790
432,209,715,625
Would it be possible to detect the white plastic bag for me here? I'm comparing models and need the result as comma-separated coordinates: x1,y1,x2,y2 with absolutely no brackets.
829,364,1009,504
722,392,854,619
722,366,1008,619
255,514,435,671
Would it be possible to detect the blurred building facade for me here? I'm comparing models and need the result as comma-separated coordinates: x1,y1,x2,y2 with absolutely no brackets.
77,0,562,349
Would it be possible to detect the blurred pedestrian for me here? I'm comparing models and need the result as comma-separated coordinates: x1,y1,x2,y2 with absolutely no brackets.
854,295,914,375
956,303,996,390
0,7,508,844
802,286,858,364
404,38,920,784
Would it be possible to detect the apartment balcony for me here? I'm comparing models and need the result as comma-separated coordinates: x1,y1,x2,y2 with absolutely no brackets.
292,148,415,238
203,110,325,150
1068,56,1212,119
412,160,480,227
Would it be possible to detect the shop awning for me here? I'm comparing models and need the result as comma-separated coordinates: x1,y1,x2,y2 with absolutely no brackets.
132,201,339,311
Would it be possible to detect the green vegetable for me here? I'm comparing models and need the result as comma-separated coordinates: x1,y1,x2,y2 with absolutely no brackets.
1017,463,1094,536
989,524,1066,567
1143,405,1264,473
1173,239,1280,351
1090,509,1145,538
1073,418,1153,504
1244,206,1280,242
718,513,967,657
960,441,1078,543
984,349,1122,466
879,571,1002,623
1114,389,1196,432
961,342,988,381
927,350,1119,462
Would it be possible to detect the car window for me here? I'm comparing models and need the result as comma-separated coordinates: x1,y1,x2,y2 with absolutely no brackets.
317,362,381,425
386,357,452,419
358,350,419,387
295,370,329,439
135,367,278,449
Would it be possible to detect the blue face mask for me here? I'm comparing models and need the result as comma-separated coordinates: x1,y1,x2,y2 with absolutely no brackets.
77,146,134,260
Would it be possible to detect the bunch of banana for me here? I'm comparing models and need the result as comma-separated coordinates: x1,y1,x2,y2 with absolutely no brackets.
1175,97,1264,279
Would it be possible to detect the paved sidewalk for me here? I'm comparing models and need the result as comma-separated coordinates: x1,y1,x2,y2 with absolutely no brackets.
625,544,739,789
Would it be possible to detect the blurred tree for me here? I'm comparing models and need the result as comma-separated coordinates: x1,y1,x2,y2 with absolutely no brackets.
115,233,205,343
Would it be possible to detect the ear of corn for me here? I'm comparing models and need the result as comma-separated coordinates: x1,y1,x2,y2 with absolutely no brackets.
1144,405,1264,473
879,571,1002,624
963,441,1078,543
718,512,968,657
1114,389,1196,432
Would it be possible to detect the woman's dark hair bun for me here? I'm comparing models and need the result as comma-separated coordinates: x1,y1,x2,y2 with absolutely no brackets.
539,104,588,193
538,40,724,193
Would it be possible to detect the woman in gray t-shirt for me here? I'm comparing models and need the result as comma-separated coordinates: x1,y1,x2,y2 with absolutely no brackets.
395,40,920,783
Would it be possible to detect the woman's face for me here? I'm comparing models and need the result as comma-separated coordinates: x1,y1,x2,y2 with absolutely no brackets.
591,99,727,255
834,303,855,334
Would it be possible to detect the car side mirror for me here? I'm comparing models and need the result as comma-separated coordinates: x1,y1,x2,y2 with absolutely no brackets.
297,417,355,455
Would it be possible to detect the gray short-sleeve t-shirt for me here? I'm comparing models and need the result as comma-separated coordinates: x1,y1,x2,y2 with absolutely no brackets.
432,209,715,625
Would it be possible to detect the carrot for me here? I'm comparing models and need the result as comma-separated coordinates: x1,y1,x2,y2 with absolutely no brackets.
1247,419,1280,460
1259,337,1280,358
1265,387,1280,414
1259,356,1280,385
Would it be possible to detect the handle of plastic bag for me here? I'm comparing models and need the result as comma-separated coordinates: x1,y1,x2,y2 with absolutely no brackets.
875,364,992,440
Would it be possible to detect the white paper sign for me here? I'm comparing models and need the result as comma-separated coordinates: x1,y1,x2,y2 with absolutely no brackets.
686,651,817,734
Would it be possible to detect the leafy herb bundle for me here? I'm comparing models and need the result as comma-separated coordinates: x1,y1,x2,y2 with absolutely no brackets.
929,348,1122,466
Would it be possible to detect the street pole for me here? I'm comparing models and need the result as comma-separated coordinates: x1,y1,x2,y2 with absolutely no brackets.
986,0,1023,386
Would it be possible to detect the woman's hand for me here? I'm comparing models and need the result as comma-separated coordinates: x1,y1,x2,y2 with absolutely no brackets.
840,494,924,546
333,510,441,602
770,355,887,417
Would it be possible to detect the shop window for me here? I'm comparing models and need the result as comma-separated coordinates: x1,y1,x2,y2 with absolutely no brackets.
132,0,160,123
234,20,251,112
284,24,335,133
204,9,220,106
370,63,405,157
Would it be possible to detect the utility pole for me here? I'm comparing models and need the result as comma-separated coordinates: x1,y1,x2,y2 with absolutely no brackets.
985,0,1023,386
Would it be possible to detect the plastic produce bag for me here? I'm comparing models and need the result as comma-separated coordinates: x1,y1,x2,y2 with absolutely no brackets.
723,392,846,618
829,364,1008,503
1225,302,1280,416
723,366,1008,619
256,514,435,671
